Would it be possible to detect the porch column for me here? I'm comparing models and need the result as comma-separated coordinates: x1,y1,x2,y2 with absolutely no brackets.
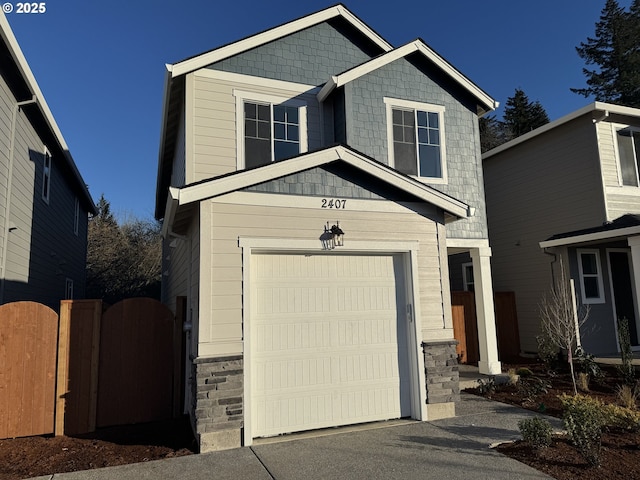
627,236,640,306
470,246,502,375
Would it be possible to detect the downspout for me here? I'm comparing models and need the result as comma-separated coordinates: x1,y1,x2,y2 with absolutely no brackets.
543,247,558,291
0,95,37,304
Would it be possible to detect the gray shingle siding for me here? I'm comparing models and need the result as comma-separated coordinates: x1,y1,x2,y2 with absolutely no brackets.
245,166,385,199
208,20,376,86
344,56,488,238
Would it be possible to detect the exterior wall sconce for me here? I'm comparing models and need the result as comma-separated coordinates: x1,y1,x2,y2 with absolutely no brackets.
322,221,345,249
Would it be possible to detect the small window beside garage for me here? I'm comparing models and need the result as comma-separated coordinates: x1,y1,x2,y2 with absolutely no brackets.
577,249,605,304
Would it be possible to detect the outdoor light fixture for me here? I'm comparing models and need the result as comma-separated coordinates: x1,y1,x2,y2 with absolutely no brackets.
322,221,345,249
330,221,344,247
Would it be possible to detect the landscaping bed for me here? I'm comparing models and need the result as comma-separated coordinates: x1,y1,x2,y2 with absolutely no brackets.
0,417,196,480
465,361,640,480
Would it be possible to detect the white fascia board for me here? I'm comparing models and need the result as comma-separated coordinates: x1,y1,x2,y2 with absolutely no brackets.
161,187,180,237
176,146,468,218
170,5,392,79
483,102,640,160
156,67,173,183
0,12,95,212
316,40,498,113
413,43,498,114
539,225,640,249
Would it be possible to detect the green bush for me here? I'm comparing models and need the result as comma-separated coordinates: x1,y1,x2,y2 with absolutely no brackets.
518,417,553,449
476,377,496,395
617,317,636,386
602,403,640,431
516,367,533,378
516,376,552,404
560,394,604,466
536,332,560,368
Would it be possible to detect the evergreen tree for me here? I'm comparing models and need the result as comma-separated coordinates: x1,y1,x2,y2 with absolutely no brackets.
503,88,550,138
479,115,509,153
572,0,640,106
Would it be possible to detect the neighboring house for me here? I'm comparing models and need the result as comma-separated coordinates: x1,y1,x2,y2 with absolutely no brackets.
156,4,501,452
483,102,640,357
0,13,96,309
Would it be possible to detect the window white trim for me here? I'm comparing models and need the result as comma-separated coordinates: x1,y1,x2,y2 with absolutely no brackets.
238,237,426,446
462,262,474,292
384,97,447,184
73,197,79,235
234,90,308,170
65,278,74,299
577,249,605,304
42,147,51,203
612,122,640,187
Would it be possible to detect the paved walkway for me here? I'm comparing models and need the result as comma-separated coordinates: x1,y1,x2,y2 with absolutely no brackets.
32,394,561,480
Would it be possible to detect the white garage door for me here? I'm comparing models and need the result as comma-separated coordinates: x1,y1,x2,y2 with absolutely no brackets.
251,253,411,438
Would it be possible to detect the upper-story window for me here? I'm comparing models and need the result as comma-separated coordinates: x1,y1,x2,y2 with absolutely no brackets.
616,127,640,186
384,98,447,183
235,90,307,170
42,148,51,203
577,249,605,304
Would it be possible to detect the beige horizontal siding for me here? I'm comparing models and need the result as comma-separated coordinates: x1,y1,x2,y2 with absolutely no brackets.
189,71,322,185
198,197,447,355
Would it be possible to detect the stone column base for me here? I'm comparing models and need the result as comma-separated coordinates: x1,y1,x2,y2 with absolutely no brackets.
422,340,460,406
194,355,244,452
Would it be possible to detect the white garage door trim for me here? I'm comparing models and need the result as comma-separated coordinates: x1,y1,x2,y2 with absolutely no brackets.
239,238,427,446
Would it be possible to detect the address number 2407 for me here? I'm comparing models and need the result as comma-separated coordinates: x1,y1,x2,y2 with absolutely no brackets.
321,198,347,209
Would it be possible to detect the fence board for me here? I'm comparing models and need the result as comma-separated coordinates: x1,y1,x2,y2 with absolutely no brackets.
0,302,58,439
97,298,175,427
56,300,102,436
494,292,521,362
451,292,479,364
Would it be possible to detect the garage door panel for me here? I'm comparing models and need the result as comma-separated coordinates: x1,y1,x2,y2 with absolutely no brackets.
252,253,410,438
254,384,403,437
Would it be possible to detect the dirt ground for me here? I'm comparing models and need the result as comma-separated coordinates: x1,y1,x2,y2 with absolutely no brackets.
467,362,640,480
0,417,197,480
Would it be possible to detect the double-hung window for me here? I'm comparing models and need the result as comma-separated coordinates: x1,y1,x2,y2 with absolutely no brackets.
577,249,605,304
616,127,640,186
385,98,446,182
42,148,51,203
235,91,307,170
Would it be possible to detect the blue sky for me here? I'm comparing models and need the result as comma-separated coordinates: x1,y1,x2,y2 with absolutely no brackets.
4,1,626,220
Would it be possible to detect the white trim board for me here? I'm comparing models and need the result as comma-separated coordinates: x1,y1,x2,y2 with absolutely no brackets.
195,69,321,95
484,102,640,160
239,239,426,445
167,146,469,221
318,40,497,115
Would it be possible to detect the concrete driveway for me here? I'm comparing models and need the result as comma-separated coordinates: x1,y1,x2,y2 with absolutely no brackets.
34,394,557,480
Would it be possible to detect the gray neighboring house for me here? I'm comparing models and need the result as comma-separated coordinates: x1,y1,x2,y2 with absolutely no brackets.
156,4,501,453
484,102,640,357
0,13,96,309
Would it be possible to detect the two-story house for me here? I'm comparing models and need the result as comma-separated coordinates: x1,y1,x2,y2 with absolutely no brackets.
156,5,501,452
484,102,640,358
0,13,95,309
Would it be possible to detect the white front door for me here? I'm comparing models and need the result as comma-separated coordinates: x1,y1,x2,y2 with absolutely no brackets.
251,253,411,438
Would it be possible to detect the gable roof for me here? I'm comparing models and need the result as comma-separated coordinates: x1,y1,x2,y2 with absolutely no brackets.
483,102,640,160
317,39,498,115
0,13,96,214
168,4,392,79
162,145,469,235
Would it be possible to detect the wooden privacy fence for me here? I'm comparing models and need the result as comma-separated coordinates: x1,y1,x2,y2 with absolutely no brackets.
451,291,521,364
0,298,180,440
0,302,58,439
